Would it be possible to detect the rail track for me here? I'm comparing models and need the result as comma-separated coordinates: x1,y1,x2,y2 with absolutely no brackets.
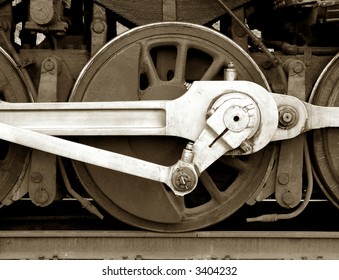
0,200,338,259
1,230,339,260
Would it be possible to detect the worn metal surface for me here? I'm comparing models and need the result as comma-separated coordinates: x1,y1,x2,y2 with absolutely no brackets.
0,230,338,259
0,81,272,141
275,60,306,208
94,0,250,26
0,81,276,197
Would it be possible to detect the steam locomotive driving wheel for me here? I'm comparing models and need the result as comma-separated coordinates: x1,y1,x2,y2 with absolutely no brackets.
311,54,339,209
0,48,30,204
70,22,274,232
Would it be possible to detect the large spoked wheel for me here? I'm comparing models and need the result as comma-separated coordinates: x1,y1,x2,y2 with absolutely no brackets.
70,22,274,232
0,48,30,202
310,53,339,208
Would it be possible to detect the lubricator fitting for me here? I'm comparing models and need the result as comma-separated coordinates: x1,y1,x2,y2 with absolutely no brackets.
181,142,194,163
224,62,237,81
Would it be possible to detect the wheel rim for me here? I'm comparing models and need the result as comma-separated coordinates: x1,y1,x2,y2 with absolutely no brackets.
70,22,273,232
0,48,30,202
310,53,339,208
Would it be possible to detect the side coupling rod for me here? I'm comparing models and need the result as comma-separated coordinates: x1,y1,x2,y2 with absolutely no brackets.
0,81,337,196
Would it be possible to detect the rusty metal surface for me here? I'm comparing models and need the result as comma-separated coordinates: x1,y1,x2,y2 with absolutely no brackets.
0,230,338,259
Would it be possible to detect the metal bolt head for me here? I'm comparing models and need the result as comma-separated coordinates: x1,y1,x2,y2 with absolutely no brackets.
92,20,106,34
282,112,293,123
34,187,49,204
278,173,289,185
293,62,304,74
282,191,295,206
278,106,298,128
43,59,54,71
30,172,42,183
171,167,196,193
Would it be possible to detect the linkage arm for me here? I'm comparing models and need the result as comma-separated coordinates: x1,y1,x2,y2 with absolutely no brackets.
0,122,172,185
0,81,338,196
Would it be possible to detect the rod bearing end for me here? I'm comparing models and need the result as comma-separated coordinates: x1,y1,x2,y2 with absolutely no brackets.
170,163,198,196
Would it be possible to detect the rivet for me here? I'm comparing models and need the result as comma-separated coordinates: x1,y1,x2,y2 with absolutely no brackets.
278,173,289,185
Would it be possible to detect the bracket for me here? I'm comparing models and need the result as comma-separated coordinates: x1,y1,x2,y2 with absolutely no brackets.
91,3,107,56
29,57,59,207
275,60,306,208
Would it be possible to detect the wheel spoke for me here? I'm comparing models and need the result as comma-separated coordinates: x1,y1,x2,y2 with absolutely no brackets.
201,56,225,80
199,171,224,204
142,48,160,86
166,191,186,217
174,43,188,82
219,156,249,172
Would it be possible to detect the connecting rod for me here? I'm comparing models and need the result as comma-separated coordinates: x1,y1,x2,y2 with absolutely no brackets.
0,81,338,196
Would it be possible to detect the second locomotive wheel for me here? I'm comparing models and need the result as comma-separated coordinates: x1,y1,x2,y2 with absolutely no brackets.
70,22,274,232
0,48,30,203
311,53,339,209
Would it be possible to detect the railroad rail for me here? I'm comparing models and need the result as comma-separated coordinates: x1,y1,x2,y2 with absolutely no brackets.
0,230,338,260
0,200,338,260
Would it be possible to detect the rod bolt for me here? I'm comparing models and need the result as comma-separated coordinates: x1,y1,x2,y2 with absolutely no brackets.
279,106,298,128
172,167,196,192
